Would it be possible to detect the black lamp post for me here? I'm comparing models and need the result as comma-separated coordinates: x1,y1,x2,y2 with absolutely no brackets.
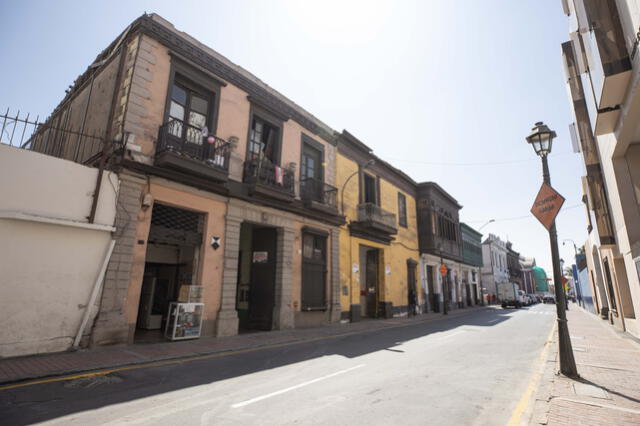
526,121,578,378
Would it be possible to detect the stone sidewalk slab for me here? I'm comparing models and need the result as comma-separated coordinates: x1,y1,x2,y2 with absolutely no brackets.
0,306,488,386
528,304,640,425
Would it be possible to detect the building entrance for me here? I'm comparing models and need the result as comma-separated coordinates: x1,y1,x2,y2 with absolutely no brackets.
359,246,380,318
236,223,278,331
135,204,202,342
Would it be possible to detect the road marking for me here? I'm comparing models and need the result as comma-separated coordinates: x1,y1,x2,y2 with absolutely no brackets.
230,364,365,408
0,307,491,392
487,319,499,324
440,331,465,339
506,321,556,426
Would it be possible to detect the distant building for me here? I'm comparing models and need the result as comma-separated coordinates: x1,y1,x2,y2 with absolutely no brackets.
460,223,483,306
519,257,537,294
481,234,509,302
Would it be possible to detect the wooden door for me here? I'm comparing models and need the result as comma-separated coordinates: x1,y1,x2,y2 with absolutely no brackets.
249,228,277,330
365,249,379,318
301,233,327,310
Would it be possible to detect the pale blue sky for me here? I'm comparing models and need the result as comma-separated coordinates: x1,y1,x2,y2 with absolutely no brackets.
0,0,584,274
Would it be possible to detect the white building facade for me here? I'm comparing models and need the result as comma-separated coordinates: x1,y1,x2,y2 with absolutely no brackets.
561,0,640,338
481,234,509,302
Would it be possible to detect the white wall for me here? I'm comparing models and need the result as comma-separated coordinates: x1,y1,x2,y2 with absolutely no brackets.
0,145,118,357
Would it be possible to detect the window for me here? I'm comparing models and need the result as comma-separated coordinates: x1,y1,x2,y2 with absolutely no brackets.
398,192,407,227
248,115,279,164
363,173,377,204
167,78,212,146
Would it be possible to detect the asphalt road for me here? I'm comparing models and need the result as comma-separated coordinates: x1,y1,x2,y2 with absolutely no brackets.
0,304,556,426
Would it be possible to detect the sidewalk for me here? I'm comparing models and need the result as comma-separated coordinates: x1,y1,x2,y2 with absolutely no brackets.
529,305,640,425
0,305,488,386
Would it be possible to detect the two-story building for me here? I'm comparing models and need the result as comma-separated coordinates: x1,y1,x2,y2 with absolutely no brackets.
416,182,465,311
461,223,483,306
506,242,523,294
481,234,509,302
29,14,348,346
337,131,420,320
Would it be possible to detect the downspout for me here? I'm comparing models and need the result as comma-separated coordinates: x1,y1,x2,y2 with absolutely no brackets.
88,28,133,223
73,239,116,348
87,48,127,222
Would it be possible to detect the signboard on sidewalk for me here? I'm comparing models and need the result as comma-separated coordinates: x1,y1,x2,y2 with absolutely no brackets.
531,183,565,230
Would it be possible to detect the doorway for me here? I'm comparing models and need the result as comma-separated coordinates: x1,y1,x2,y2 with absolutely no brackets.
236,223,278,331
359,246,380,318
426,265,437,312
135,204,202,342
407,260,417,316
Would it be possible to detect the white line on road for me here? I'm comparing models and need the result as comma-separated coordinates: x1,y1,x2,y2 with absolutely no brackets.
231,364,365,408
440,331,466,339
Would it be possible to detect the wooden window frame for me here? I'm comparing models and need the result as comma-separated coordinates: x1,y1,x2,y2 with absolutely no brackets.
398,192,408,228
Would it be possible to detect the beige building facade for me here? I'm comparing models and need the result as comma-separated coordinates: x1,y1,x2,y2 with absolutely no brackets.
562,0,640,337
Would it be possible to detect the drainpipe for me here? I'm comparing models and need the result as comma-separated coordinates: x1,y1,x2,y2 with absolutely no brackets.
73,240,116,348
88,28,132,223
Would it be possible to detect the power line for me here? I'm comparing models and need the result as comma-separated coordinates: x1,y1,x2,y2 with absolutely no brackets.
379,152,573,167
465,203,582,224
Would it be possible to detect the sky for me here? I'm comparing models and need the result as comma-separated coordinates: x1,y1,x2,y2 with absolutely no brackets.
0,0,586,275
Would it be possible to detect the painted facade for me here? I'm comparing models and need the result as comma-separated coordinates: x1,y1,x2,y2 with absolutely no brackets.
336,132,420,320
481,234,509,302
561,0,640,337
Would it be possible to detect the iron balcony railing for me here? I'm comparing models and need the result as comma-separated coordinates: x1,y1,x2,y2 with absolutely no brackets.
157,121,230,171
357,202,397,230
300,177,338,208
243,153,295,194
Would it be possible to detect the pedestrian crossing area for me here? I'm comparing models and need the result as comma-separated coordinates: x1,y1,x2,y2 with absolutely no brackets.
523,310,554,315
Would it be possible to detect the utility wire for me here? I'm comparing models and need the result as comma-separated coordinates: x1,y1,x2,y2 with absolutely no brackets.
379,152,573,167
465,203,582,224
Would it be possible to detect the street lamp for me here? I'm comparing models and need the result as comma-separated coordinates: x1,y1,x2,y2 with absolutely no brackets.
341,159,375,215
478,219,495,231
563,239,583,308
526,121,578,378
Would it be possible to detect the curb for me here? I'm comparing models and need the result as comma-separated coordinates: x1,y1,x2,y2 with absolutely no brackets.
0,306,490,390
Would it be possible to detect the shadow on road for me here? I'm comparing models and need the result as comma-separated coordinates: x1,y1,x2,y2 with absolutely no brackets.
1,306,535,424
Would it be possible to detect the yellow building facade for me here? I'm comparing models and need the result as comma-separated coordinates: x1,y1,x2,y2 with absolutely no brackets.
336,131,421,320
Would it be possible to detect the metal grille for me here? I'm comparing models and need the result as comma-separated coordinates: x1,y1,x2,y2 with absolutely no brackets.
151,204,202,233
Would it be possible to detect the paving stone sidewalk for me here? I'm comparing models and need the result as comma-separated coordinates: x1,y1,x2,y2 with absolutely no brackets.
0,306,487,386
529,305,640,425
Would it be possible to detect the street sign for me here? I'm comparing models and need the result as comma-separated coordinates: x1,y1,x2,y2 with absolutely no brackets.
531,183,565,230
439,264,448,276
561,276,568,285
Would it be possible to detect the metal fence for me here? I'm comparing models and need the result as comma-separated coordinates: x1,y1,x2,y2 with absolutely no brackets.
0,108,107,165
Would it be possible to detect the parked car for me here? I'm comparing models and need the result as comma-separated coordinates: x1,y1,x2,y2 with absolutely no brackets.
543,294,556,304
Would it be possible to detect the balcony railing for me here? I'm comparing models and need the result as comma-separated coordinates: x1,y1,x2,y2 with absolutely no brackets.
356,203,397,234
243,153,295,197
586,164,616,246
300,178,338,210
578,0,632,135
562,40,599,166
156,122,230,181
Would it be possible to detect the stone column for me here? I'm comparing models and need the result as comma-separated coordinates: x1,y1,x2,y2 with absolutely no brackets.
215,215,242,337
272,227,295,329
329,228,342,322
91,171,145,347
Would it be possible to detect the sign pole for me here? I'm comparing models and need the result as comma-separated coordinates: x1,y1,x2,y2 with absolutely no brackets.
541,155,578,378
